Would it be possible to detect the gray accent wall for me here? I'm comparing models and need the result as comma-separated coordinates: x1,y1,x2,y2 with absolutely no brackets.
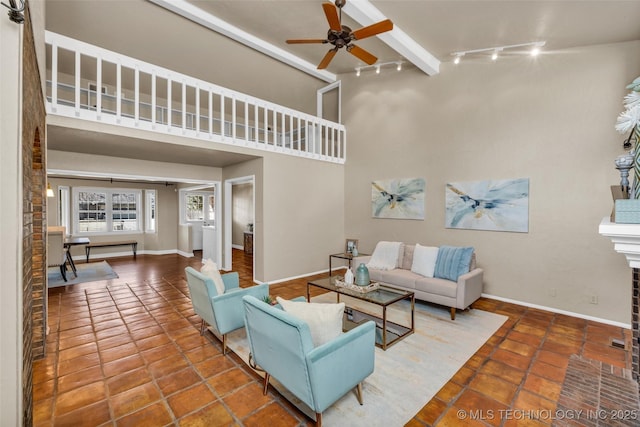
342,41,640,324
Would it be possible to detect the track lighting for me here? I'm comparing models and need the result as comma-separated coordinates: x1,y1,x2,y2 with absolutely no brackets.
451,41,545,63
354,61,404,76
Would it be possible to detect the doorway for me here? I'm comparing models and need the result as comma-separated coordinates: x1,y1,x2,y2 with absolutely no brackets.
224,176,255,280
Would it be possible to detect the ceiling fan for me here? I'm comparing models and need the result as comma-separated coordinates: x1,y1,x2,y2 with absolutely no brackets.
286,0,393,70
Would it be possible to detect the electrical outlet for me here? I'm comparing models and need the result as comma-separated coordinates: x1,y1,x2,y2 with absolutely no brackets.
590,295,598,304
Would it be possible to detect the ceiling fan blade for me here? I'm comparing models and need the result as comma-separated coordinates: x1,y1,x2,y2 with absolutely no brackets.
317,48,338,70
351,19,393,40
286,39,327,44
347,44,378,65
322,2,342,32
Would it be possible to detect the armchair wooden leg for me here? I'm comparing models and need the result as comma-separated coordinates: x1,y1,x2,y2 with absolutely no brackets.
199,319,206,335
262,373,270,395
356,382,364,405
222,334,227,355
450,307,456,320
315,412,322,427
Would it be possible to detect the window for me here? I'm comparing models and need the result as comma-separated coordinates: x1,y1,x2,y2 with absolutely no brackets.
145,190,156,233
181,191,215,224
73,187,142,234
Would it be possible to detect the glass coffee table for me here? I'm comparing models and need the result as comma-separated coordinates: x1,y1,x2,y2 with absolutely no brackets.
307,276,414,350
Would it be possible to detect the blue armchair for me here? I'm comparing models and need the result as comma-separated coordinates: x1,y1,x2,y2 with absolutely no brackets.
184,267,268,355
242,295,376,427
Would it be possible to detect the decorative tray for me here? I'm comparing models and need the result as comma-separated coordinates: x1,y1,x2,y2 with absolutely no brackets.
334,279,380,293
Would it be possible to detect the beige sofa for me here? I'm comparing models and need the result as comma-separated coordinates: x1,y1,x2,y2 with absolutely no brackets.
352,244,483,320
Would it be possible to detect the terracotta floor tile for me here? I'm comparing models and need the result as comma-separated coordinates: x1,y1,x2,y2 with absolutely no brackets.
413,397,447,425
134,333,171,352
478,360,526,385
434,381,464,403
223,383,273,420
167,382,217,418
53,400,111,427
536,349,571,369
95,325,129,341
148,354,191,379
195,355,235,378
507,330,544,348
437,407,491,427
178,401,235,427
59,324,94,340
106,367,153,396
33,378,55,401
242,401,301,427
54,381,107,416
157,367,203,397
33,358,57,383
99,342,138,363
58,342,98,362
184,344,220,364
57,353,101,377
116,402,173,427
102,353,146,378
130,325,165,340
544,334,582,351
57,365,104,394
450,367,476,387
93,318,126,332
453,389,508,427
549,324,584,339
91,311,123,324
529,360,567,383
33,397,53,425
110,382,163,419
499,339,537,358
513,389,556,413
523,373,562,401
469,373,518,406
540,340,580,356
174,333,210,351
207,367,253,397
97,332,134,351
491,348,532,371
142,342,181,364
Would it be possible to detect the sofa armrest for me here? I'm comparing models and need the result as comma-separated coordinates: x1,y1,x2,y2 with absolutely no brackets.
456,268,484,310
222,272,240,291
306,320,376,412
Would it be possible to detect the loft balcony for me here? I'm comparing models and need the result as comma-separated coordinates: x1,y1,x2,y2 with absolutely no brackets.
45,31,346,164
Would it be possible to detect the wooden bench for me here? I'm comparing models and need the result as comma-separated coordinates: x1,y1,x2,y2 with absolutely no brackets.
85,240,138,262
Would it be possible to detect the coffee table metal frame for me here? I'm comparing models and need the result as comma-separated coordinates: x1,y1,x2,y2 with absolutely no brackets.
307,276,415,350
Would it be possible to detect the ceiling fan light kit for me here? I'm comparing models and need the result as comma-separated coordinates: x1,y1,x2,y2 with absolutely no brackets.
451,41,546,64
286,0,394,70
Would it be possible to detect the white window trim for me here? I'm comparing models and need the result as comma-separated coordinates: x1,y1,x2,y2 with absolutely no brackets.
145,189,157,233
72,186,143,235
58,185,70,232
180,190,215,225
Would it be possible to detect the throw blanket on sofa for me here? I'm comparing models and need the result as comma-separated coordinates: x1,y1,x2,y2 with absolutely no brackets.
367,241,403,270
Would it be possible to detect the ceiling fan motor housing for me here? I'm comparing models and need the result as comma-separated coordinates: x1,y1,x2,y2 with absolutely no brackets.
327,25,352,48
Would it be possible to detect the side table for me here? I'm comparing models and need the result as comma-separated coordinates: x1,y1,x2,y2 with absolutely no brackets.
328,252,369,276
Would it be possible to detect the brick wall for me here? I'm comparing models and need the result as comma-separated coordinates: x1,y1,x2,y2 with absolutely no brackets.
22,5,47,425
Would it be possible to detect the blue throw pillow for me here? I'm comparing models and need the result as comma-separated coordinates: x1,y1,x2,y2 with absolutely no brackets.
434,246,474,281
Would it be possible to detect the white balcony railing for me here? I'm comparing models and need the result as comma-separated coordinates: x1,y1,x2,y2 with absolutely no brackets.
45,31,346,163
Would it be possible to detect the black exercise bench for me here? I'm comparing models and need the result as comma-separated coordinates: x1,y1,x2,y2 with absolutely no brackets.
85,240,137,262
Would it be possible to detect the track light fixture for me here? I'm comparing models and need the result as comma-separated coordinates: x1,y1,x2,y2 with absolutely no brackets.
451,41,545,64
354,61,404,76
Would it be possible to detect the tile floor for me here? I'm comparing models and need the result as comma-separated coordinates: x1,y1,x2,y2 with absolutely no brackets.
33,250,632,426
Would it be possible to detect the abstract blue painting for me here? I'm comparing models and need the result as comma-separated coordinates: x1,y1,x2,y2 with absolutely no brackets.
372,178,425,220
445,178,529,232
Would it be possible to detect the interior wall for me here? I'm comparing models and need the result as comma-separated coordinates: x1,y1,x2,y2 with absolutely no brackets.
342,41,640,324
232,183,253,247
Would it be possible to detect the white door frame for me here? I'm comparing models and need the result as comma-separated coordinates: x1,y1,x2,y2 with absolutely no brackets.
224,175,255,277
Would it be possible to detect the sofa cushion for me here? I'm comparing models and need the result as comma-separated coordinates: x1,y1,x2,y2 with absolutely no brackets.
201,258,225,296
401,244,415,270
368,241,403,270
377,269,419,289
411,244,439,278
276,297,345,347
434,246,474,281
415,276,458,299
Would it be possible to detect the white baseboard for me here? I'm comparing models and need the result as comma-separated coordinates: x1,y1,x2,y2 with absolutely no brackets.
481,293,631,329
232,244,243,250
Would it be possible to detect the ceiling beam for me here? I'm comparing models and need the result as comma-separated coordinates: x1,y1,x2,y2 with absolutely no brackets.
148,0,337,83
343,0,440,76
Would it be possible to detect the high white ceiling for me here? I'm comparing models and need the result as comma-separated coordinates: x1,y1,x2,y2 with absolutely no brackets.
44,0,640,170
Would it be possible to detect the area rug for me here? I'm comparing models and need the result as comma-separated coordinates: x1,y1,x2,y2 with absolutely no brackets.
224,293,507,426
47,261,118,287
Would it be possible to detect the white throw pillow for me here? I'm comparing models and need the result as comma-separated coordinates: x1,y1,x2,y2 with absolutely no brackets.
200,259,226,296
276,297,344,347
411,244,439,278
367,241,403,270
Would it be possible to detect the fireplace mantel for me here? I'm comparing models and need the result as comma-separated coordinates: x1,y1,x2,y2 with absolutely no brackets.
599,217,640,268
